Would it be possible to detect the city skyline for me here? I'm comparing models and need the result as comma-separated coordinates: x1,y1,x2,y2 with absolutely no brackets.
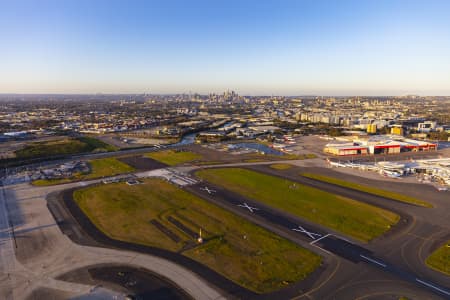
1,0,450,95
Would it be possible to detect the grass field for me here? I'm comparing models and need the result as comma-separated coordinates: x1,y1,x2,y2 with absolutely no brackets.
196,168,399,242
32,158,134,186
84,157,134,179
426,241,450,275
78,136,117,152
269,163,293,170
272,153,317,160
244,159,267,163
33,177,77,186
301,173,432,208
246,153,317,162
146,150,202,165
195,161,224,165
74,179,321,293
15,136,116,159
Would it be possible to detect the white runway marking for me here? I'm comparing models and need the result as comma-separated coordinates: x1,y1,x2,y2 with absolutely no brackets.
237,202,259,213
292,225,322,239
310,233,331,244
416,278,450,296
200,186,216,194
360,254,387,268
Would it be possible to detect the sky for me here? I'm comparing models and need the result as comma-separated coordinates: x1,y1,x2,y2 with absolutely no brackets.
0,0,450,96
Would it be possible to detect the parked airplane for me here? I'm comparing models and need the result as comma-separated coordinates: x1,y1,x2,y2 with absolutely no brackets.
327,158,347,168
382,170,402,178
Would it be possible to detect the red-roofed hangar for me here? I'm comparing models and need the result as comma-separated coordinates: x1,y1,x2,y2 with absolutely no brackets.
324,136,437,156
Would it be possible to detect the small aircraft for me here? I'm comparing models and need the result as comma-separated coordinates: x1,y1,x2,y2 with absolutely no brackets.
237,202,259,213
382,170,402,178
327,158,347,168
200,186,216,194
292,225,322,240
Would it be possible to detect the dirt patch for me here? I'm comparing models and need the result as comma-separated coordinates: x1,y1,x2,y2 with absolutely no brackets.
118,155,167,170
184,144,243,164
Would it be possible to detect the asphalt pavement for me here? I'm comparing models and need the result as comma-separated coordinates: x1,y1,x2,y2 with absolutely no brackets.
186,174,450,299
3,153,448,299
0,182,16,300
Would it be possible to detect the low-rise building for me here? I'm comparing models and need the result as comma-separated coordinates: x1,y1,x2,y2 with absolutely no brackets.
324,135,437,156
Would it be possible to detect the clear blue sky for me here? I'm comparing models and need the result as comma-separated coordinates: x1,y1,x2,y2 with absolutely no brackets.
1,0,449,95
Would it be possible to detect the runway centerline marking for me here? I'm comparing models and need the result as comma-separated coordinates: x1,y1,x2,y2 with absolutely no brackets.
416,278,450,296
237,202,259,213
360,254,387,268
292,225,322,240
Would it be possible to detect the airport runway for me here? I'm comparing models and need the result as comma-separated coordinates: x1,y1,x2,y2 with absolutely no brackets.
3,158,448,299
249,164,450,285
45,161,449,299
186,177,450,299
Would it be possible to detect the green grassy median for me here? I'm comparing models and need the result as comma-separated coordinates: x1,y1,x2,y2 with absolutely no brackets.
196,168,399,242
269,163,293,170
33,178,76,186
426,241,450,275
32,157,134,186
84,157,134,179
15,137,116,159
146,149,202,165
73,179,321,293
301,173,432,208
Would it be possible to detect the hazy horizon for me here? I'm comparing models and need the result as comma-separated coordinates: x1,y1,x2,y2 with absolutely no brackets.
1,0,450,95
0,92,448,98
